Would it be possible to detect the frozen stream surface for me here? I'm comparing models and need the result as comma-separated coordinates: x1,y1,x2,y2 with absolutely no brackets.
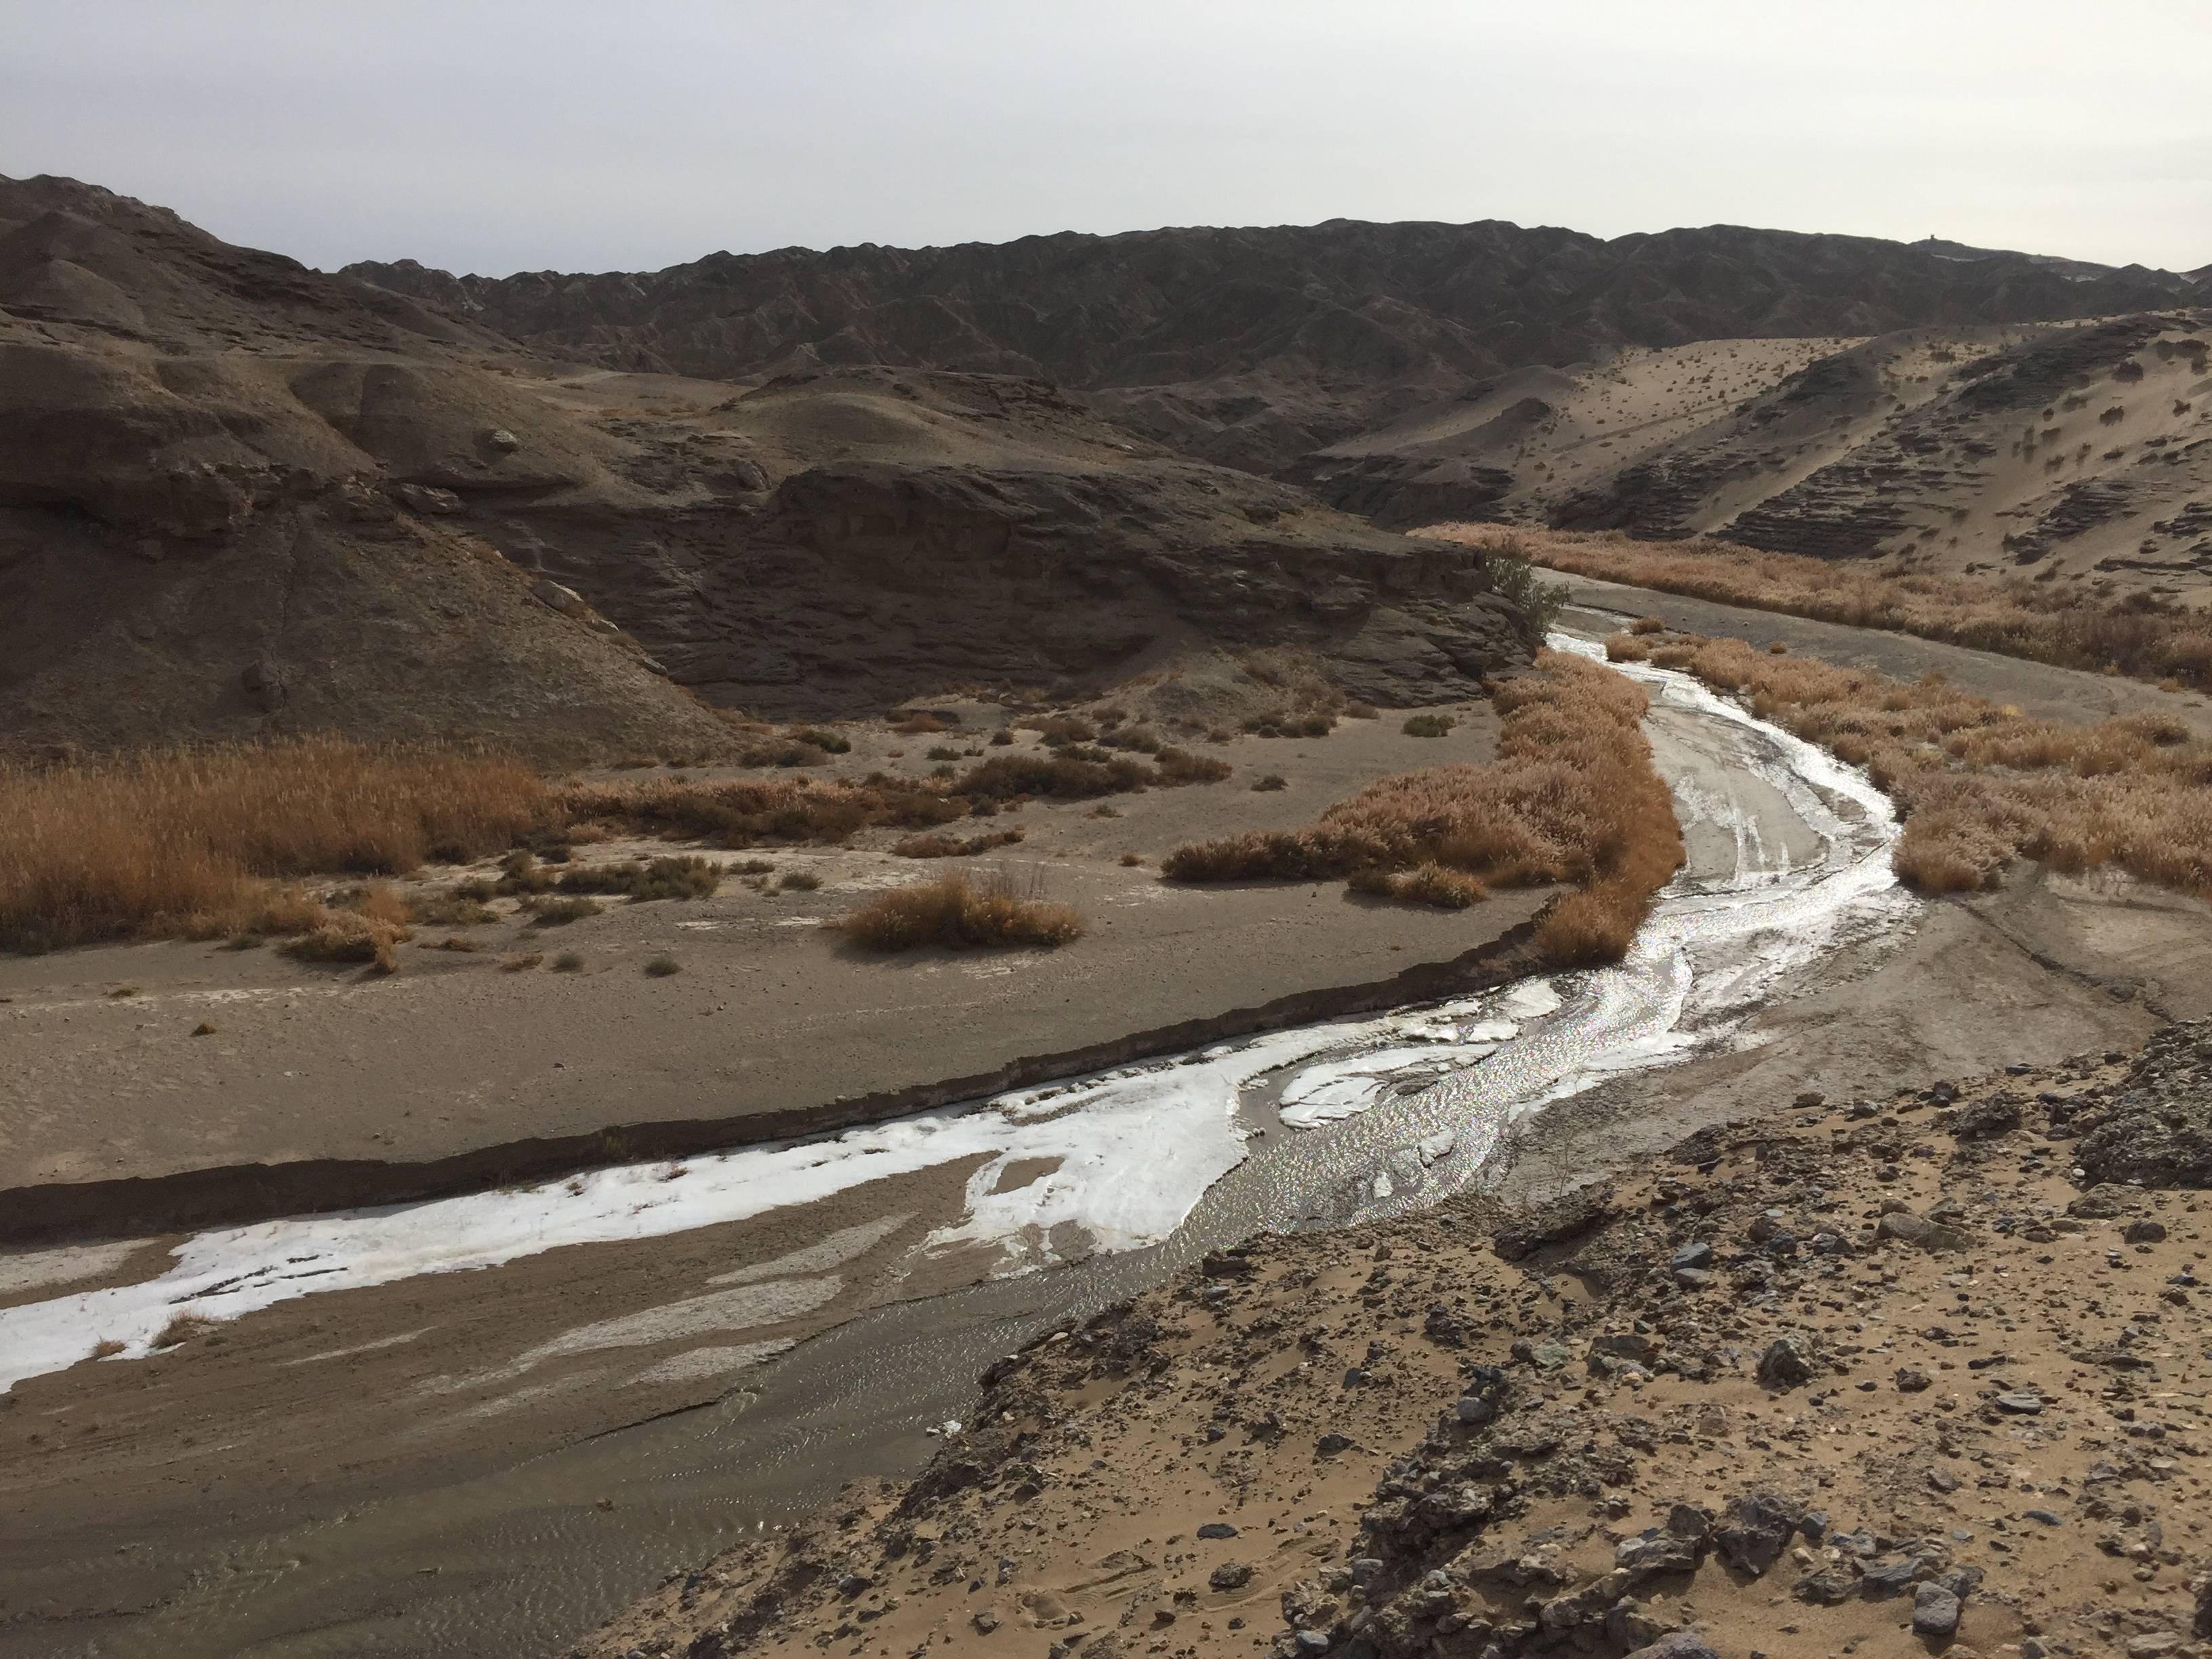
0,636,1917,1393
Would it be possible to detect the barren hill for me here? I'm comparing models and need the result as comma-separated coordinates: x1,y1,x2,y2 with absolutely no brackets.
0,176,1535,760
347,220,2202,474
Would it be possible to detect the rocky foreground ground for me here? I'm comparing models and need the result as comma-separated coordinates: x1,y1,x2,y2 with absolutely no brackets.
579,1025,2212,1659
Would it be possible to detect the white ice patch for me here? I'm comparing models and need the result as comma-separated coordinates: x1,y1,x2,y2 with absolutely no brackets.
0,1241,146,1298
630,1340,795,1389
709,1214,910,1286
0,998,1544,1391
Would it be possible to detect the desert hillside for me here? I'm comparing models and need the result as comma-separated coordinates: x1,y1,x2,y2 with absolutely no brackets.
346,222,2202,476
0,176,1540,760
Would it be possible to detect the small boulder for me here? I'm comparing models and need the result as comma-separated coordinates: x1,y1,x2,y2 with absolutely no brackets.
1877,1210,1972,1253
1208,1561,1252,1592
1912,1582,1963,1637
1757,1333,1817,1389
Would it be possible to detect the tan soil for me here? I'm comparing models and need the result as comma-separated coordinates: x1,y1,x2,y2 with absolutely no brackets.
577,1042,2212,1659
0,702,1544,1209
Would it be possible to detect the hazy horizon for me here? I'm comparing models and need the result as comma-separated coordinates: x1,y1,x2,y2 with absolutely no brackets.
3,0,2206,279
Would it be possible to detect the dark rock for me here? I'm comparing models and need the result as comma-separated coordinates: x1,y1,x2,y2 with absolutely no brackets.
1757,1334,1818,1389
1877,1210,1973,1252
1492,1188,1620,1262
1670,1241,1715,1271
1896,1367,1932,1393
1715,1491,1803,1576
1197,1523,1238,1540
1994,1391,2045,1414
1623,1632,1720,1659
2125,1219,2168,1244
1913,1582,1963,1637
1794,1566,1858,1604
1208,1562,1252,1591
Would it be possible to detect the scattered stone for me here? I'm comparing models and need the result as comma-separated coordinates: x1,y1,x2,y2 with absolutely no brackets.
970,1607,1000,1635
1793,1566,1857,1604
1714,1491,1803,1576
1623,1633,1719,1659
1315,1433,1353,1455
2022,1508,2064,1526
1208,1562,1252,1592
1670,1241,1715,1272
1196,1523,1238,1539
1913,1582,1963,1637
2124,1219,2169,1244
1877,1210,1973,1252
1896,1367,1932,1393
1994,1391,2045,1414
1756,1334,1817,1389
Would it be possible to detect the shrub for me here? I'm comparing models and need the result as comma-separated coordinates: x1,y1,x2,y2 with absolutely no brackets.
777,870,822,892
1630,617,1667,636
1252,774,1288,792
1477,536,1572,641
989,729,1015,746
644,954,682,977
789,727,851,754
501,951,543,972
552,951,585,972
1345,701,1380,720
284,915,407,974
555,855,721,901
836,871,1082,951
1347,863,1489,909
1401,714,1455,738
407,889,499,926
1022,716,1097,745
890,712,949,734
527,895,602,926
893,829,1027,858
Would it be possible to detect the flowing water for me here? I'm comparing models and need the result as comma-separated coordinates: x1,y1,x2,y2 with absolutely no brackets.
1,635,1923,1656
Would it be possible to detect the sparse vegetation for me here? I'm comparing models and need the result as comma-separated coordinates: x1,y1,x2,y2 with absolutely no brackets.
525,895,602,926
835,870,1083,952
644,954,682,977
552,951,584,972
553,855,722,902
892,828,1027,858
1401,714,1455,738
1252,773,1288,792
777,870,822,892
501,951,544,972
1423,525,2212,695
1166,651,1683,966
1614,628,2212,901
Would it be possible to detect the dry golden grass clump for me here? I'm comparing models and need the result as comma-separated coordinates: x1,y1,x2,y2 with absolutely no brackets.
3,718,1226,958
1347,863,1490,909
0,738,547,954
1617,630,2212,899
1165,651,1685,965
836,870,1083,951
1422,525,2212,694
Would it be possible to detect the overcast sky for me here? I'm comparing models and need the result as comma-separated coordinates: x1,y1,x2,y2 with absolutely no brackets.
3,0,2205,277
